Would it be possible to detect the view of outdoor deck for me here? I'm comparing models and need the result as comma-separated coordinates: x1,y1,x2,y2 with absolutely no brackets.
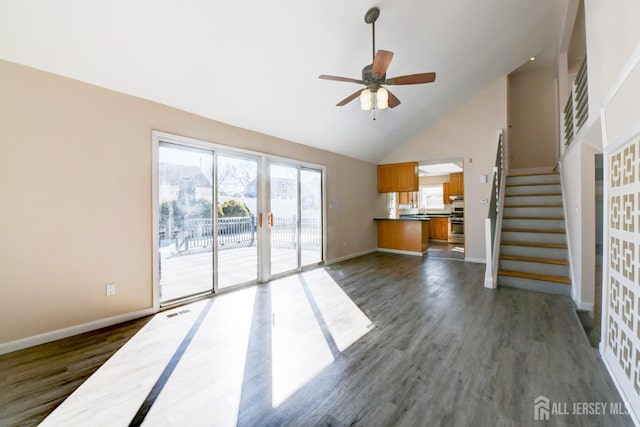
158,144,323,304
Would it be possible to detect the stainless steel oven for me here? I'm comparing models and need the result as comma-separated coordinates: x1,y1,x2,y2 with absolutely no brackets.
448,202,464,244
448,217,464,243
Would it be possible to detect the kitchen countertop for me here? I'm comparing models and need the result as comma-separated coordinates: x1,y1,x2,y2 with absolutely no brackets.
374,213,455,221
374,216,432,221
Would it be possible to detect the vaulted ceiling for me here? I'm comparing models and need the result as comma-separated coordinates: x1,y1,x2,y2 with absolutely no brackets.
0,0,565,163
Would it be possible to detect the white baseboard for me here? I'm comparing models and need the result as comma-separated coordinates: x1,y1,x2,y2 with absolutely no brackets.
0,308,154,355
376,248,424,257
465,257,486,264
325,248,377,265
578,302,595,313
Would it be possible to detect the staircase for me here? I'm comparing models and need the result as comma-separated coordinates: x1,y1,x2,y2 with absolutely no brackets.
498,172,571,296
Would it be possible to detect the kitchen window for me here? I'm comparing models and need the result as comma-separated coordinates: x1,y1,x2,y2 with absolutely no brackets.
420,185,444,210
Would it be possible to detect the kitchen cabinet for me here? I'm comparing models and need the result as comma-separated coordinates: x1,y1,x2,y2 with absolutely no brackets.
376,219,429,254
377,162,418,192
442,182,450,205
399,191,419,207
449,172,464,196
377,164,395,193
429,217,449,240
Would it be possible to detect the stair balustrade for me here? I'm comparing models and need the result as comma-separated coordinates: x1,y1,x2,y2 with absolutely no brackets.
563,56,588,147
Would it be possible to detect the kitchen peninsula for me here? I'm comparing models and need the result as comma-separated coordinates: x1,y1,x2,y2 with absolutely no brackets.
374,217,430,256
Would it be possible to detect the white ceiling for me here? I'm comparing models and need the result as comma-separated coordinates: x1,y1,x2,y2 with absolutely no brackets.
0,0,565,163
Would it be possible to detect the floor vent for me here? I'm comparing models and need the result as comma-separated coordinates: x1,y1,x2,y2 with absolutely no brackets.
165,309,191,319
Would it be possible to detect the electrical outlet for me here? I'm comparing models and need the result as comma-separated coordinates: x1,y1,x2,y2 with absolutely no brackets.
106,283,116,296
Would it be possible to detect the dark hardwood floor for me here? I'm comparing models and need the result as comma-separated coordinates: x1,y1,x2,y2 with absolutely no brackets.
0,317,150,426
0,252,632,426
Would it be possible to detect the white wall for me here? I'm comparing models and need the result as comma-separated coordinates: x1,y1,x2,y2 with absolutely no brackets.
382,78,508,262
584,0,640,128
560,141,598,310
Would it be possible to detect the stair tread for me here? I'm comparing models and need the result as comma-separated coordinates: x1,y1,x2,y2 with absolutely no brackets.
498,269,571,284
501,240,568,249
506,182,559,187
502,227,566,234
500,254,569,265
503,215,564,220
505,192,562,197
504,204,563,207
507,172,559,177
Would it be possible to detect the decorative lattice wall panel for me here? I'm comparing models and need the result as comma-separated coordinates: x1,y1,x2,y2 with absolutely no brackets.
606,136,640,411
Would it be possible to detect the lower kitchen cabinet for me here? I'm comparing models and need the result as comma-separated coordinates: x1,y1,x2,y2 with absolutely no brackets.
376,219,429,255
429,217,449,240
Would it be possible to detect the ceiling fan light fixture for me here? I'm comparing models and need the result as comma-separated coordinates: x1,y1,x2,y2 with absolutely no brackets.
360,88,372,110
376,87,389,109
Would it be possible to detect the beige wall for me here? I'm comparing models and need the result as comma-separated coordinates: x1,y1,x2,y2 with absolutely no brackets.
0,60,378,346
508,62,559,168
381,78,508,262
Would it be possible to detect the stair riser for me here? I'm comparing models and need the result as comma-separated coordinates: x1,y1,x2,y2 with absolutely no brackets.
499,260,570,277
504,195,563,205
501,231,567,245
507,175,560,185
500,245,568,260
503,206,565,217
498,275,571,296
505,184,562,195
502,219,565,229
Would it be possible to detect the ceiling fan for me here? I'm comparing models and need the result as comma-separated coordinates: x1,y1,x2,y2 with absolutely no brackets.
319,7,436,111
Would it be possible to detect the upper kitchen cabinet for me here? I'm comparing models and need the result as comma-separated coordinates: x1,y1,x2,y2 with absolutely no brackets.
399,191,419,207
377,162,419,192
449,172,464,196
442,182,450,205
377,164,396,192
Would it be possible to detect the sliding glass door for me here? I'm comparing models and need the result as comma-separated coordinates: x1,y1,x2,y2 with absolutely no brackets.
216,153,259,289
158,143,215,304
155,134,324,307
269,164,299,275
269,163,323,276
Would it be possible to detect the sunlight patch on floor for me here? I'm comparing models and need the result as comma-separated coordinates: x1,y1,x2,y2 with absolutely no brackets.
271,275,335,407
40,300,211,426
302,269,373,352
145,286,256,426
271,269,373,407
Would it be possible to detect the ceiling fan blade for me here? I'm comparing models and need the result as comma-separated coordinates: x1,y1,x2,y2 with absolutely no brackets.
385,72,436,85
319,74,364,84
387,89,401,108
336,89,364,106
372,50,394,78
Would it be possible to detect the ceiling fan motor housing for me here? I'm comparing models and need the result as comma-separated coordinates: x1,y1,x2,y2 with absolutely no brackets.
361,64,384,90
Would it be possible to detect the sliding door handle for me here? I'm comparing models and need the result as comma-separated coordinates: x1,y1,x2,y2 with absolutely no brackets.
267,212,274,227
258,213,263,228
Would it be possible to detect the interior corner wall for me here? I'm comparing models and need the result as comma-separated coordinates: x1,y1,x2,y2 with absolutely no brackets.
508,63,558,169
0,60,378,348
381,77,508,262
